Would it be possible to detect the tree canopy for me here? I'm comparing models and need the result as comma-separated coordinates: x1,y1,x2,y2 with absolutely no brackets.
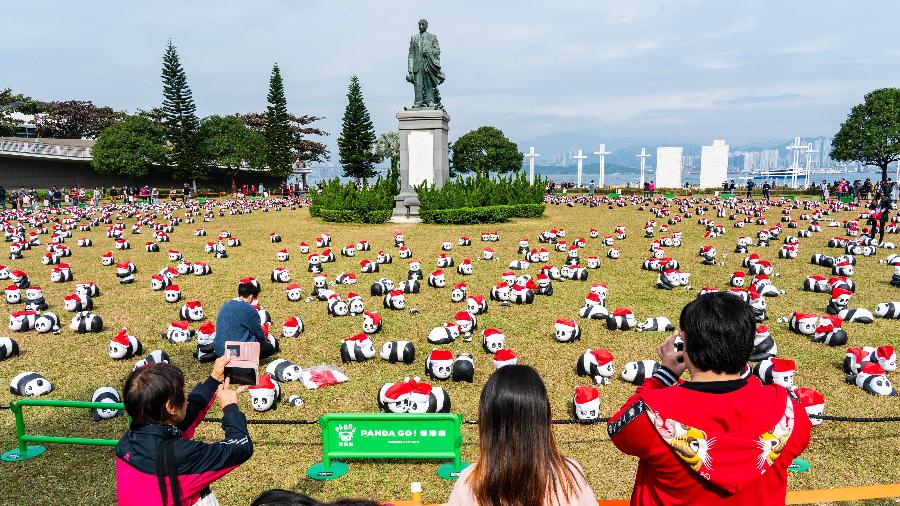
161,40,205,182
91,115,167,179
337,76,379,183
35,100,124,139
199,115,263,185
831,88,900,181
450,126,523,176
375,131,400,171
263,64,293,178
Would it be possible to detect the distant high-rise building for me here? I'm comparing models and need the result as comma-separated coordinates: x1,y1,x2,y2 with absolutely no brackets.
760,149,780,170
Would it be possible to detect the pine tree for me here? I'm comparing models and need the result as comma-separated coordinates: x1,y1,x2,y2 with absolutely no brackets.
337,76,379,183
161,40,205,183
263,64,294,178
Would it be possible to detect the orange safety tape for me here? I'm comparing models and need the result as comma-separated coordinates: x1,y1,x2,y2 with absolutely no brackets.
386,483,900,506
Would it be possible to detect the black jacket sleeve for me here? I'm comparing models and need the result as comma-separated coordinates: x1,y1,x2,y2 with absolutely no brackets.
176,376,220,436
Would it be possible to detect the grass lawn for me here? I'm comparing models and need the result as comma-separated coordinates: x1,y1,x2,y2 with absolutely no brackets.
1,198,898,506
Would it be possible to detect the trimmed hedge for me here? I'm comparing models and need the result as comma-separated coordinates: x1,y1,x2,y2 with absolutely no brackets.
308,206,393,224
420,204,545,224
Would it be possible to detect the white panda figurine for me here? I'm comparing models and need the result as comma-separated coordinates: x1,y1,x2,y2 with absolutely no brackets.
636,317,675,332
362,311,383,334
553,319,581,343
271,267,291,283
248,374,281,412
450,282,468,303
847,363,897,397
327,295,349,317
383,290,406,310
753,357,795,389
8,310,37,332
90,387,123,421
69,311,103,333
180,301,205,322
282,317,304,338
109,329,143,360
428,324,460,345
425,350,454,380
266,359,303,382
607,308,637,331
340,333,377,363
621,360,660,385
285,283,303,302
572,385,601,423
34,312,61,334
381,340,416,364
164,285,182,303
9,371,53,397
0,337,21,360
133,350,171,370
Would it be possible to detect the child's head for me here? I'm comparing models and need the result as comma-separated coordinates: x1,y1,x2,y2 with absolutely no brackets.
124,364,187,429
680,292,754,375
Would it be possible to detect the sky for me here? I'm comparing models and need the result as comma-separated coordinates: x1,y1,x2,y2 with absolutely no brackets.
3,0,898,156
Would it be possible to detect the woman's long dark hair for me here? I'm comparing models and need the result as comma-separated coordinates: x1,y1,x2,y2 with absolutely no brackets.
123,363,186,429
468,365,581,506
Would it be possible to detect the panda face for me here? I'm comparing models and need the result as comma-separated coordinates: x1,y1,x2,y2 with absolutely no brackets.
376,252,389,263
429,361,452,380
331,301,349,316
796,319,817,335
653,249,664,259
6,291,20,304
587,258,599,269
483,250,494,260
484,336,504,352
406,397,430,414
399,248,412,259
392,296,406,310
451,289,466,303
441,242,452,251
363,320,380,334
466,298,480,314
773,372,794,389
250,391,277,412
308,256,320,266
731,275,744,287
575,402,599,421
34,316,55,333
165,290,181,303
559,265,572,278
348,299,364,315
867,376,896,396
168,329,192,343
493,286,510,301
385,398,409,413
608,248,620,259
108,342,128,359
431,274,446,287
539,250,550,262
456,318,472,333
833,293,851,306
189,307,204,320
274,270,291,283
94,403,119,420
281,365,303,381
277,251,289,261
458,263,473,275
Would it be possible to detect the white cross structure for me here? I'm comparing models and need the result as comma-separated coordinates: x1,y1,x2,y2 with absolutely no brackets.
786,137,808,189
637,147,652,188
525,146,540,184
573,149,587,188
804,143,818,189
594,144,611,188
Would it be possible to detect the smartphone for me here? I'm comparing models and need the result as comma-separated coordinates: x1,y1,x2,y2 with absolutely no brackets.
223,341,260,385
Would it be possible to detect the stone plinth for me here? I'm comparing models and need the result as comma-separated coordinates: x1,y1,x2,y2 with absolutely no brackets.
391,109,450,222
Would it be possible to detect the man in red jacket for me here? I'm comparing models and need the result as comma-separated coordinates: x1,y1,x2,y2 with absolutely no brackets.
609,292,811,505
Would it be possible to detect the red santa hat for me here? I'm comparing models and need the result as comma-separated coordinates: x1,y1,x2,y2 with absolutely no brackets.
461,258,472,265
113,328,130,345
198,321,216,335
574,385,600,407
484,328,504,339
239,276,258,285
861,362,886,376
389,289,404,298
5,285,18,293
793,312,818,321
406,378,433,404
455,311,473,324
278,248,288,254
831,287,852,299
492,349,518,368
876,345,896,361
794,387,825,407
431,269,444,277
428,349,453,365
755,325,769,337
343,333,372,345
732,271,745,278
399,245,409,252
168,249,180,255
285,283,301,291
453,282,468,290
363,311,382,326
185,300,202,310
249,373,277,392
611,307,633,317
590,348,614,365
771,358,795,373
168,320,189,331
299,241,309,247
166,284,181,292
585,292,602,305
820,314,843,328
555,319,576,331
525,279,539,290
347,292,361,301
360,259,372,267
470,294,485,305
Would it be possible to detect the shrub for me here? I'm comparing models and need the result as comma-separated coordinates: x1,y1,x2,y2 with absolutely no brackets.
415,171,545,223
309,168,399,223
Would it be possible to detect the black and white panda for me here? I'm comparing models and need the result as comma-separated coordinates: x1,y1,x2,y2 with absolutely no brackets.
327,294,349,317
370,278,394,296
145,241,160,253
466,295,488,315
340,333,377,363
383,290,406,310
375,251,392,264
380,340,416,364
193,262,212,276
179,301,205,322
635,317,675,332
874,301,900,319
620,360,660,385
359,259,379,274
265,359,303,382
450,282,468,303
69,311,103,333
9,310,37,331
576,348,615,385
400,279,421,294
133,350,171,370
109,329,142,360
847,362,897,396
90,387,123,421
9,371,53,397
553,319,581,343
34,312,61,334
607,307,637,330
837,307,874,324
749,326,778,362
428,324,460,345
428,270,446,288
425,350,454,380
0,337,21,361
753,358,795,389
271,267,291,283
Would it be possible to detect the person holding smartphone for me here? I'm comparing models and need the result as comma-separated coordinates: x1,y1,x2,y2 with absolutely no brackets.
115,356,253,505
608,293,811,506
213,280,276,360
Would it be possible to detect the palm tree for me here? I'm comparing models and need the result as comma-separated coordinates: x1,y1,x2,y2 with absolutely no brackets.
375,131,400,172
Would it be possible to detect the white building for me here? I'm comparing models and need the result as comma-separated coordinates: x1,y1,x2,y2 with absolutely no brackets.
699,139,729,189
655,147,684,188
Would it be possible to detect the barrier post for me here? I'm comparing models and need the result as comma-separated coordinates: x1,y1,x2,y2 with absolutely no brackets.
1,401,45,462
1,399,125,462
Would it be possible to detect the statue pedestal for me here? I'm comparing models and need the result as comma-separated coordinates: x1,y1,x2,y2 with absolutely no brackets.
391,109,450,223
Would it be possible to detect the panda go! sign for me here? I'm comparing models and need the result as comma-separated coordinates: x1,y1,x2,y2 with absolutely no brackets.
307,413,469,481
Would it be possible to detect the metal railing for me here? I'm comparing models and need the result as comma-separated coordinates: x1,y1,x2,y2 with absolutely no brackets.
0,140,93,159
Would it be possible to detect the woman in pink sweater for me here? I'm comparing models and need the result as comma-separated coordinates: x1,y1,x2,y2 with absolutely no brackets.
447,365,597,506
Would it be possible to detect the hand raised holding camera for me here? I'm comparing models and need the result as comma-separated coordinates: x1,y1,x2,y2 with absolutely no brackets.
658,331,687,378
211,355,231,383
216,378,247,409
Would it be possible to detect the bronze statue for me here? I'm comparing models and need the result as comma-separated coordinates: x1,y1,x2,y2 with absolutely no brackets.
407,19,445,109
